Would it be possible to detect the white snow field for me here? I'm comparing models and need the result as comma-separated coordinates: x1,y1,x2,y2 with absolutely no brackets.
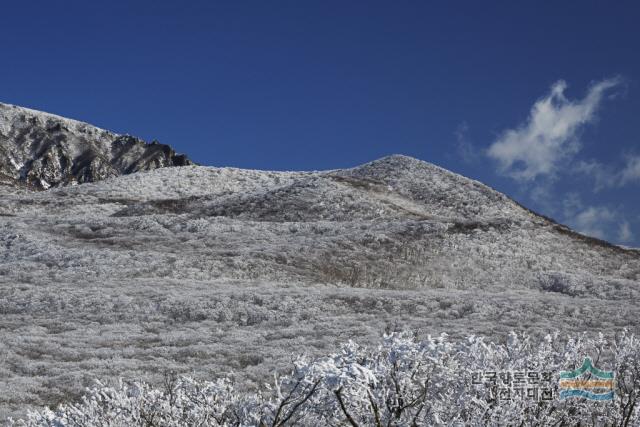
1,152,639,421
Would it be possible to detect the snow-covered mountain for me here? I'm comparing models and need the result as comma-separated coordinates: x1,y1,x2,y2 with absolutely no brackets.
0,105,639,420
0,102,191,190
2,153,635,292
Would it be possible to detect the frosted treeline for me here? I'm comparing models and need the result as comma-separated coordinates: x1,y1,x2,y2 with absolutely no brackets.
12,332,640,426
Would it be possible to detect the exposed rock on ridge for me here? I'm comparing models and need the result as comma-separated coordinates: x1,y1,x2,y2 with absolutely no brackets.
0,102,191,190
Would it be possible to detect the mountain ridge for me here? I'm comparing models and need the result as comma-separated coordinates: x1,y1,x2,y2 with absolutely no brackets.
0,102,191,190
1,106,640,420
0,102,635,255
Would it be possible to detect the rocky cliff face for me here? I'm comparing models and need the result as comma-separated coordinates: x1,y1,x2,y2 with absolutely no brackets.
0,102,191,190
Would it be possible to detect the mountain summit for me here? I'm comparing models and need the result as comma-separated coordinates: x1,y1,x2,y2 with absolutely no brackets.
0,102,191,190
0,123,639,419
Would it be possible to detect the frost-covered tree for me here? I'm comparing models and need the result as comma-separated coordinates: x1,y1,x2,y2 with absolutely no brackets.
11,331,640,426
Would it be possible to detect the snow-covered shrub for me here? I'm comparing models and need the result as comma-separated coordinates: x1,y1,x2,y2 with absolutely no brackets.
11,331,640,426
539,272,578,296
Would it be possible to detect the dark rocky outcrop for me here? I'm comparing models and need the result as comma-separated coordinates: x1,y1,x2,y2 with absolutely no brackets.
0,102,192,190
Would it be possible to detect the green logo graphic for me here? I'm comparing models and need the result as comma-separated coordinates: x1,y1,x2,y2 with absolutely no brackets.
559,358,614,401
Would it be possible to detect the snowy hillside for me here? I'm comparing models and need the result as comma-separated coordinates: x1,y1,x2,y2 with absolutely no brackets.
0,105,639,420
1,155,639,420
1,155,636,292
0,102,191,190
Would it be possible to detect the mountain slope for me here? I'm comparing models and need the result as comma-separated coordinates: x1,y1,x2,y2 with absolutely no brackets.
1,155,637,293
0,102,191,189
0,121,639,419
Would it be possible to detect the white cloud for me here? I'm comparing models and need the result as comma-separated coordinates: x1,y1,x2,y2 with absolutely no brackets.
575,154,640,190
563,200,633,244
487,77,622,181
562,193,583,218
455,122,477,164
572,206,616,240
573,160,618,191
618,221,634,242
528,181,556,213
620,155,640,185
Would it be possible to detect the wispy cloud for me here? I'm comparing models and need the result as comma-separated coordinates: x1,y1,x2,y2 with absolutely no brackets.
572,206,617,240
618,221,634,243
575,154,640,190
478,76,634,245
562,193,584,218
454,122,478,164
573,160,618,191
561,195,632,244
487,77,623,181
620,155,640,185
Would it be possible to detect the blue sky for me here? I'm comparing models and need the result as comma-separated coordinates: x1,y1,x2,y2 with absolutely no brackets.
1,1,639,246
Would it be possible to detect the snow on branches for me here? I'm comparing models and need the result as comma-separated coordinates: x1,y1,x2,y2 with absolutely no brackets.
12,331,640,426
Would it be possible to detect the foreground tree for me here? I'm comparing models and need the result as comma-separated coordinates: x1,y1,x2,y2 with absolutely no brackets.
11,331,640,426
